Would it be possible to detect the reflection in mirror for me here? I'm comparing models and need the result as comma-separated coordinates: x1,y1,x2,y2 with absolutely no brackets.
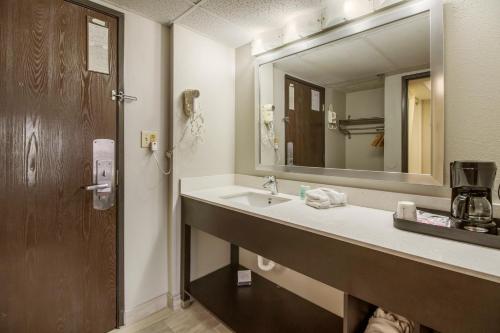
403,73,431,174
259,12,435,175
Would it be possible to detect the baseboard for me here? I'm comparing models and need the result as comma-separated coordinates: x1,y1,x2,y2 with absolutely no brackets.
167,292,182,311
123,293,168,326
111,306,170,333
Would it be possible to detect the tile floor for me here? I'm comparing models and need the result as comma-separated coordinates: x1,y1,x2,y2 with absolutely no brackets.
117,302,232,333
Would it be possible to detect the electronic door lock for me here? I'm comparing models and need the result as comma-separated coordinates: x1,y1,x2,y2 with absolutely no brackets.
81,139,115,210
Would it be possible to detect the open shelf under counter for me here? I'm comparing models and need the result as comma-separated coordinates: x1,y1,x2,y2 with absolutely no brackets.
181,195,500,333
187,264,343,333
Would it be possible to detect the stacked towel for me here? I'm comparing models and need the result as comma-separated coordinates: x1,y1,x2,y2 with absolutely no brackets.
305,189,330,209
364,308,414,333
305,188,347,209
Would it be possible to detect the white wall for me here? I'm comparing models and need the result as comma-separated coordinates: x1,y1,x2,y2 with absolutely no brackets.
235,44,256,174
123,13,169,321
408,96,423,173
384,73,404,172
273,67,286,164
259,63,275,165
168,24,235,301
422,100,431,174
345,88,385,171
93,0,170,324
443,0,500,189
325,89,346,168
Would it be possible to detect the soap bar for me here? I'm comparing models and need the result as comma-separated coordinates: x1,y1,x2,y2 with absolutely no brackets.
237,269,252,287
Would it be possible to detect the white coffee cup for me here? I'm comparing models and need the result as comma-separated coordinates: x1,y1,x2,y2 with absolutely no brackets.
397,201,417,221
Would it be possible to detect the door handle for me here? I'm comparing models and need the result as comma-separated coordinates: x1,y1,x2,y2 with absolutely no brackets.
112,90,138,102
82,183,110,191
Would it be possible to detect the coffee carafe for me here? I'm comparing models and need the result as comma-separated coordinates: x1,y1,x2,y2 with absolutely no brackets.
450,161,497,233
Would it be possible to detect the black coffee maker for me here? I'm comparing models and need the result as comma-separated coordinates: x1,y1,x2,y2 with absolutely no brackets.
450,161,497,233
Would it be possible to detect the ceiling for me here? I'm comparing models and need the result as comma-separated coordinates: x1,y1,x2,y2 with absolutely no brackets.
102,0,326,47
272,12,430,91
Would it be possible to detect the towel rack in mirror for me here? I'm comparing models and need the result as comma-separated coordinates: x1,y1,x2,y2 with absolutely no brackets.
338,117,385,139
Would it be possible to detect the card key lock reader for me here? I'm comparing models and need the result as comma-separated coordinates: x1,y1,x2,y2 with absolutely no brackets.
82,139,116,210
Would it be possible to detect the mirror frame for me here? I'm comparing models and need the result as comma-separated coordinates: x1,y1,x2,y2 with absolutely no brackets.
254,0,444,186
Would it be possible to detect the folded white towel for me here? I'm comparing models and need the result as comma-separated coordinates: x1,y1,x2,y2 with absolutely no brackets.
319,188,347,205
305,188,330,202
306,199,346,209
305,188,347,209
305,199,331,209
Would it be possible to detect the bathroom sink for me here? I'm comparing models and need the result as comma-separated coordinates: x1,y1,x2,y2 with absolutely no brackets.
221,192,291,208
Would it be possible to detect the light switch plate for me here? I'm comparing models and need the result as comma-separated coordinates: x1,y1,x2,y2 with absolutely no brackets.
141,130,159,148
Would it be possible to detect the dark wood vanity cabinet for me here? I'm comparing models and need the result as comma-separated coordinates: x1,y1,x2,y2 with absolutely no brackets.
181,197,500,333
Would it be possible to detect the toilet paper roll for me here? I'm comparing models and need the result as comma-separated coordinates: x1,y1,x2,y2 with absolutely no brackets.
397,201,417,221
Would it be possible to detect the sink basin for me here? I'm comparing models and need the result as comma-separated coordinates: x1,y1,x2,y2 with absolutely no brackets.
221,192,291,208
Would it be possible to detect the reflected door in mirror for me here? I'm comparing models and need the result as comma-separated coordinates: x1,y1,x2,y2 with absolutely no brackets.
285,75,325,167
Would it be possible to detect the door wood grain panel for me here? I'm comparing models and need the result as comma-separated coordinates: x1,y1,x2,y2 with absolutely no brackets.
0,1,118,332
285,75,325,167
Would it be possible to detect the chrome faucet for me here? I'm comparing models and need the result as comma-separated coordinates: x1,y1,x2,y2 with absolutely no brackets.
263,176,278,195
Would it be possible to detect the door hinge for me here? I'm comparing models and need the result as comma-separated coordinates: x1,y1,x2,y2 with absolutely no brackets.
112,90,138,102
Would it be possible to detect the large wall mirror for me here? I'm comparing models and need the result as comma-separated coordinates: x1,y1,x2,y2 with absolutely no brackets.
256,0,444,185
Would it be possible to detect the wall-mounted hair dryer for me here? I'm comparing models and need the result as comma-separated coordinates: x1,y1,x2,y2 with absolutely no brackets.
261,104,275,125
183,89,200,117
260,104,279,154
327,104,337,130
154,89,204,177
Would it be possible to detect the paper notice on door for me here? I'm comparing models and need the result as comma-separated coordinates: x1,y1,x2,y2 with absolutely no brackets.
87,17,109,74
311,89,320,111
289,84,295,110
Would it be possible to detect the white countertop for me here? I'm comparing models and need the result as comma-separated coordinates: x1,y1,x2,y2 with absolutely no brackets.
182,185,500,283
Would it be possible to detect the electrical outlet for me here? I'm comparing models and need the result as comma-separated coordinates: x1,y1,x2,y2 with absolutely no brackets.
141,130,159,148
149,132,158,143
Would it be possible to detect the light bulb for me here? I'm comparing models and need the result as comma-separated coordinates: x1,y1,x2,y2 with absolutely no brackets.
343,0,356,19
343,0,372,20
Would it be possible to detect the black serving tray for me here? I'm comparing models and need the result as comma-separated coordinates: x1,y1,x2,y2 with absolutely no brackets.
393,209,500,250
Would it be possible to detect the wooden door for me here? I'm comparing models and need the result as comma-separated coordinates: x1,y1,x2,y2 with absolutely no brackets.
0,1,119,332
284,75,325,167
